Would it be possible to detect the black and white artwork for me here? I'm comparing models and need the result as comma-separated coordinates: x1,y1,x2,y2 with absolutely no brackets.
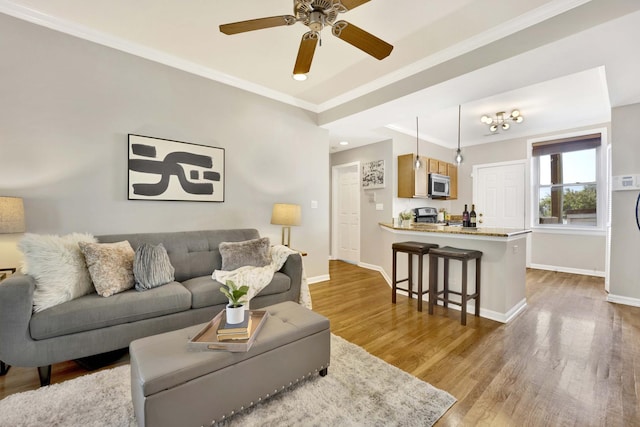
128,134,225,202
362,160,385,189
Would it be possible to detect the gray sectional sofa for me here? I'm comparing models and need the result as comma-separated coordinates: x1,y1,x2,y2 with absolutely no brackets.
0,229,302,386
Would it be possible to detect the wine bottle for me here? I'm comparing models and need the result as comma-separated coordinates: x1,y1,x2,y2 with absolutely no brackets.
462,204,469,227
470,204,477,228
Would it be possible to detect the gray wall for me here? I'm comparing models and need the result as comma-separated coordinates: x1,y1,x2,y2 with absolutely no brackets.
0,13,329,279
610,102,640,301
330,140,393,269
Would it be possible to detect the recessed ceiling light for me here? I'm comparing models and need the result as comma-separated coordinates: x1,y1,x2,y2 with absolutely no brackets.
292,73,307,81
339,141,349,146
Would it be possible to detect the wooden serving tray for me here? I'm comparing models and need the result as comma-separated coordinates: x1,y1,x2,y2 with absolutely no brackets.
188,310,269,352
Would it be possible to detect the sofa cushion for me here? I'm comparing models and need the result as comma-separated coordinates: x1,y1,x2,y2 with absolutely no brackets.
98,229,261,282
181,276,227,309
182,273,292,309
133,243,175,291
30,282,191,340
219,237,271,271
79,241,135,297
18,232,97,312
254,272,292,298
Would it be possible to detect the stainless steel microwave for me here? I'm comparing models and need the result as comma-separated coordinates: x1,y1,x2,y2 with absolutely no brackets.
428,173,450,198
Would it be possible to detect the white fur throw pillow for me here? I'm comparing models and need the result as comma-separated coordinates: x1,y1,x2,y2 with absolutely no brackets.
18,232,97,312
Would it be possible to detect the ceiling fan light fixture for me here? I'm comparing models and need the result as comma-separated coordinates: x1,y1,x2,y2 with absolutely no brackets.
292,73,308,81
220,0,394,78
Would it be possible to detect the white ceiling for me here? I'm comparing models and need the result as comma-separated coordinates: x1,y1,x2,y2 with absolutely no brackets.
2,0,640,153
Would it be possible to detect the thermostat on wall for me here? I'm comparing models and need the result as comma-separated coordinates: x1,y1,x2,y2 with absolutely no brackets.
612,174,640,191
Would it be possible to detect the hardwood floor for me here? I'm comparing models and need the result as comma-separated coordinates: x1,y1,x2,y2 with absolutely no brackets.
2,260,639,426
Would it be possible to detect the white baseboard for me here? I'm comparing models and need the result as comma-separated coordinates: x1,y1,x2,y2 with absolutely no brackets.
307,274,330,285
606,293,640,308
528,263,605,277
357,262,391,284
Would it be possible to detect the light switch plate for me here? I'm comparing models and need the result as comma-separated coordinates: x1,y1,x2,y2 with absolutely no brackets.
376,203,383,211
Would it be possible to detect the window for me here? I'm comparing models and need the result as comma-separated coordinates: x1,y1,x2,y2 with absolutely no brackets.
532,132,604,228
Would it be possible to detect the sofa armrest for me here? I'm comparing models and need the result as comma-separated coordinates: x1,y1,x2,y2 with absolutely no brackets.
279,253,303,300
0,274,37,365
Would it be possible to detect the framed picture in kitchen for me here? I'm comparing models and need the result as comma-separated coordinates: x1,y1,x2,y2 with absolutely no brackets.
362,160,385,189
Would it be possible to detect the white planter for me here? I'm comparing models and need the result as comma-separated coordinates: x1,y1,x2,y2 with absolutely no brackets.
226,304,245,324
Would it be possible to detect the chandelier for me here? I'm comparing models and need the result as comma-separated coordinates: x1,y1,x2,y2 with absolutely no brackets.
481,110,523,132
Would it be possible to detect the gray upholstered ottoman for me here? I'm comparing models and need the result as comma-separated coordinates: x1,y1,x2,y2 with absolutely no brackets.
130,301,330,427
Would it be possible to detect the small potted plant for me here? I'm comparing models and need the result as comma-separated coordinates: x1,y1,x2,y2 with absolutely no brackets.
219,280,249,324
399,210,413,227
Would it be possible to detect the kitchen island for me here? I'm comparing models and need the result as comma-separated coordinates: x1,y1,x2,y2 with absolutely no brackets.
380,222,531,323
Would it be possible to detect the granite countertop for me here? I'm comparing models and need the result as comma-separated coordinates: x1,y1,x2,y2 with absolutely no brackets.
379,222,532,238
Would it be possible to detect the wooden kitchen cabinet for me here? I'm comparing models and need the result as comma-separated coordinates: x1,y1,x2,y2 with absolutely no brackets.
447,163,458,200
398,154,457,199
397,154,428,198
438,161,448,175
427,158,440,174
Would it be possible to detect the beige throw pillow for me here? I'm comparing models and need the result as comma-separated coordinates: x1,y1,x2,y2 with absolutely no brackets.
79,241,135,297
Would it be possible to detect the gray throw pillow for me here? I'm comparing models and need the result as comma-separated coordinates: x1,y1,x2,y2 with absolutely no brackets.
133,243,175,291
219,237,271,271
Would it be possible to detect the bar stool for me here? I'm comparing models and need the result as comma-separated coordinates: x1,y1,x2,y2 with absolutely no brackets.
428,246,482,325
392,241,438,312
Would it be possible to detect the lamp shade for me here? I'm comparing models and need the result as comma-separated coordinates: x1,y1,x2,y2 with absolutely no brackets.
0,197,25,234
270,203,301,226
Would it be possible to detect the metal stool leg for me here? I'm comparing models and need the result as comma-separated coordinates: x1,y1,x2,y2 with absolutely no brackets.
428,254,436,315
443,259,449,308
392,249,398,303
461,260,468,326
407,253,413,300
475,257,481,317
417,252,424,312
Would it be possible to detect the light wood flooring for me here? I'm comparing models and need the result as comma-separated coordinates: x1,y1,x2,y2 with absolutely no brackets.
1,260,639,426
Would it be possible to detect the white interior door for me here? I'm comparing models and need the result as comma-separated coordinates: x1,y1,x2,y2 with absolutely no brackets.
473,161,526,228
333,163,360,264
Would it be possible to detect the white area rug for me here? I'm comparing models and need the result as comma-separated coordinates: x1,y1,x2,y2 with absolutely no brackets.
0,335,455,427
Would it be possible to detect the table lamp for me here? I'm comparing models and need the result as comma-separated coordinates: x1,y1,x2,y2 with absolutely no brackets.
0,196,25,274
270,203,301,247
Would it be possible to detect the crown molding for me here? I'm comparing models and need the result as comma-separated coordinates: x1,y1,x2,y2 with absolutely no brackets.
0,0,320,113
0,0,590,116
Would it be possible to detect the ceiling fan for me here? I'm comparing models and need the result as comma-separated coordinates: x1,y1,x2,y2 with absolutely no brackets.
219,0,394,78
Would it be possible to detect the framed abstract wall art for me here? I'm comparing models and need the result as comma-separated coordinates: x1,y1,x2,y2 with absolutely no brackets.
361,160,385,189
128,134,225,202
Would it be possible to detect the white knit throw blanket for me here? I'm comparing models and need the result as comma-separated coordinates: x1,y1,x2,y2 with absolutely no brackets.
213,245,312,309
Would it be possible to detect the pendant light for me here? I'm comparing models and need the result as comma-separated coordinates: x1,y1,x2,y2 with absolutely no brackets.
414,116,421,169
455,105,463,165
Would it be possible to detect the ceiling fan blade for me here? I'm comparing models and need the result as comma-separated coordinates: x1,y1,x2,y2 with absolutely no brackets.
332,20,393,60
293,32,319,75
219,15,296,35
339,0,371,11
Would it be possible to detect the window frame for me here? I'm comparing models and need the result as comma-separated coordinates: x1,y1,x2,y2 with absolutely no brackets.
528,128,608,234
